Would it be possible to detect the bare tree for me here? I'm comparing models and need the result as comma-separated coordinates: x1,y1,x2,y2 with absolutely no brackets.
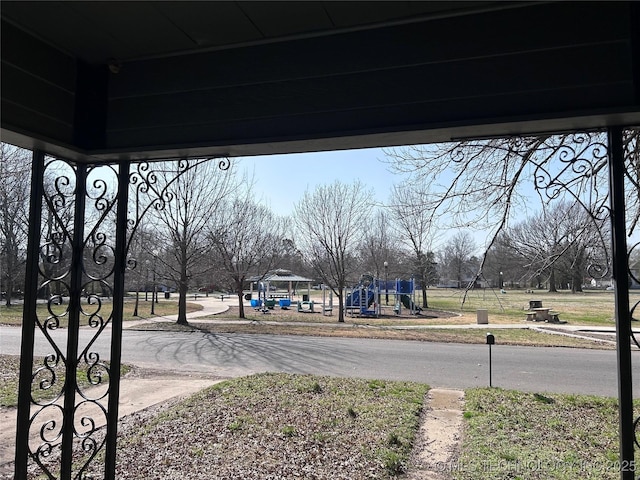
360,209,393,277
388,183,440,307
439,232,478,289
383,129,639,299
149,159,237,325
293,180,373,323
496,201,608,292
482,232,522,288
209,193,286,319
126,222,155,316
0,144,30,306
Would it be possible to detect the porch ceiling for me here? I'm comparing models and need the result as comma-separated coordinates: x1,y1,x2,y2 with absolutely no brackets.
1,1,639,163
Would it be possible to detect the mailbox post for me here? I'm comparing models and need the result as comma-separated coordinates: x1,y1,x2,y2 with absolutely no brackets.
486,332,495,387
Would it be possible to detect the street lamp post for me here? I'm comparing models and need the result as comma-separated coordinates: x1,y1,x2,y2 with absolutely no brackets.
145,260,149,302
499,271,503,289
151,249,158,314
384,261,389,305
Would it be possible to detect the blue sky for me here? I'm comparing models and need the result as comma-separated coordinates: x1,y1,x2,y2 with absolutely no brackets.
233,147,506,253
235,147,407,216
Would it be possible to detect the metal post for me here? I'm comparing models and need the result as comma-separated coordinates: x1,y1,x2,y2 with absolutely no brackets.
60,163,87,480
151,251,157,314
486,332,495,387
15,150,45,479
489,343,492,387
384,261,389,305
608,126,635,480
105,161,131,479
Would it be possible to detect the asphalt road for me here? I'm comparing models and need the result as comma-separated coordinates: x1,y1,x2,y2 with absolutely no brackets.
1,326,638,397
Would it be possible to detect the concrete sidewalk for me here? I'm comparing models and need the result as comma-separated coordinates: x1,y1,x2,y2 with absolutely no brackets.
123,295,232,328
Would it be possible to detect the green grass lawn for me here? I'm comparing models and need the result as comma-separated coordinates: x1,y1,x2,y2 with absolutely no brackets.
456,388,640,480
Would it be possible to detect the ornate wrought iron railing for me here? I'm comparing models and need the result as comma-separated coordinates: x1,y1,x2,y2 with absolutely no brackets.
14,155,228,479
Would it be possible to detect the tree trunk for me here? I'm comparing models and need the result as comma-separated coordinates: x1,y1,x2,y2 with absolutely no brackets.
237,288,245,319
176,281,188,325
133,289,139,316
548,269,557,292
572,273,583,293
4,267,14,307
337,292,345,323
421,286,428,308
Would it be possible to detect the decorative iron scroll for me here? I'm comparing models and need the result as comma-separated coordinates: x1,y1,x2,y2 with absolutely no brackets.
19,156,231,478
450,129,639,470
23,159,120,479
126,157,228,254
529,131,612,283
623,131,640,353
622,129,640,478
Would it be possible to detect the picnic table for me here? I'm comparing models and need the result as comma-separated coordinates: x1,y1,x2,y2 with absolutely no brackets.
525,300,561,323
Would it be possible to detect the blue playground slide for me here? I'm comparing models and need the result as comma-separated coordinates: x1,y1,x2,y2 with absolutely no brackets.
346,289,375,308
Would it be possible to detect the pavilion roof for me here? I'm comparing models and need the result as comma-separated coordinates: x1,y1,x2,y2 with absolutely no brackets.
248,269,314,283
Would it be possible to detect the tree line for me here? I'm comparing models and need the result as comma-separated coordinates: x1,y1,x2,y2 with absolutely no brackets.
2,129,638,321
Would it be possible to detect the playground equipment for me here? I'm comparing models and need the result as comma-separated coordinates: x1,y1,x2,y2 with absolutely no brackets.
322,285,334,316
297,300,314,312
345,274,382,317
392,279,422,315
279,299,291,309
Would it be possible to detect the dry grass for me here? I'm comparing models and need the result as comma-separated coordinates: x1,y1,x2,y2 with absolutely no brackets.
131,319,614,350
9,372,430,480
0,299,201,326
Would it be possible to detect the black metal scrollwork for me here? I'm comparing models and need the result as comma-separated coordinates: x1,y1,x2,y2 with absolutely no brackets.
22,155,233,478
24,159,119,478
623,129,640,467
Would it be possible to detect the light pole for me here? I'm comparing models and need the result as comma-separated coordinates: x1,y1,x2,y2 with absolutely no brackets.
499,271,503,289
151,249,158,314
384,261,389,305
145,260,149,302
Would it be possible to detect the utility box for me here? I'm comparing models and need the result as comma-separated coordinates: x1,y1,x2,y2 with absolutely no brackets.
477,309,489,324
